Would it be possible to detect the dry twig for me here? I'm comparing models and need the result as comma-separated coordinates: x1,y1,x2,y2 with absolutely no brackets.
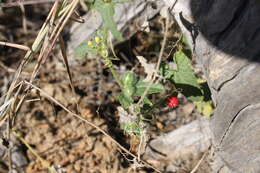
24,81,162,173
137,10,170,105
0,41,30,51
0,0,58,8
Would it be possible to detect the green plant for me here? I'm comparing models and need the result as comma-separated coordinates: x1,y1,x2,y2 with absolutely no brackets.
75,0,213,135
160,50,213,116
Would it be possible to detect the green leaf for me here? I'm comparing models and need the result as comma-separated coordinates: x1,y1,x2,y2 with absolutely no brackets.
143,97,153,106
121,72,138,97
75,42,98,57
93,0,124,41
117,92,133,109
123,86,136,97
121,121,142,136
122,72,138,87
134,79,164,96
159,62,175,79
181,35,192,51
175,83,203,102
96,27,109,43
195,101,213,117
172,51,202,101
172,51,200,88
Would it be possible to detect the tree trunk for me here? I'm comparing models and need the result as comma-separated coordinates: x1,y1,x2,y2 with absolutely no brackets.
143,118,212,171
163,0,260,172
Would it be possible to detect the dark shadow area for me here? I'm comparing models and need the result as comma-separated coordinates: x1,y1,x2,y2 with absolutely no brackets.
190,0,260,62
94,103,132,168
175,83,202,100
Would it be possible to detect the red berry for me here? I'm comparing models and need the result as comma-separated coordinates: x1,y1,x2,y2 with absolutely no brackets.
167,96,179,108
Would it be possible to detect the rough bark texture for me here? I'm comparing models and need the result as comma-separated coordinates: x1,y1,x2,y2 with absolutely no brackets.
163,0,260,172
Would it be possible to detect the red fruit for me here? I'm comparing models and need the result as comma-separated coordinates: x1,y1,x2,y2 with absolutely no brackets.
167,96,179,108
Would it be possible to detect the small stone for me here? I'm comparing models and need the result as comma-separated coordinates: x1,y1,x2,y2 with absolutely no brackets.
74,161,81,172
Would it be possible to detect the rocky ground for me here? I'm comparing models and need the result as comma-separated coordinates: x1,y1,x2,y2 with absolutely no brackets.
0,2,211,173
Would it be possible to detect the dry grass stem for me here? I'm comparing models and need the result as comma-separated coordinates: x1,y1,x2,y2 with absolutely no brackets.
0,0,58,8
0,41,30,51
190,151,208,173
24,81,162,173
137,12,170,106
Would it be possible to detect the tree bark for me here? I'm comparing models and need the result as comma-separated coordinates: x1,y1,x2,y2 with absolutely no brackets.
163,0,260,172
143,118,212,171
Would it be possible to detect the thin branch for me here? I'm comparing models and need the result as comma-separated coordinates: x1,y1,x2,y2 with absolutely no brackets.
0,61,29,75
13,131,57,173
0,41,30,51
190,151,208,173
2,0,58,109
59,35,76,95
19,2,28,34
7,114,12,173
137,12,170,105
24,81,162,173
0,0,58,8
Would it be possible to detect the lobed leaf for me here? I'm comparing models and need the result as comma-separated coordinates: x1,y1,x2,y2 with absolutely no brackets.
93,0,124,41
134,79,164,96
172,50,200,88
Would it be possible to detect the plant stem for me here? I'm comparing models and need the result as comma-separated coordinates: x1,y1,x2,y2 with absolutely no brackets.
13,131,57,173
137,12,170,106
104,56,123,88
110,64,123,88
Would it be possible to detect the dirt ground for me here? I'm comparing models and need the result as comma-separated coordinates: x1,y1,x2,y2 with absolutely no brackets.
0,2,211,173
